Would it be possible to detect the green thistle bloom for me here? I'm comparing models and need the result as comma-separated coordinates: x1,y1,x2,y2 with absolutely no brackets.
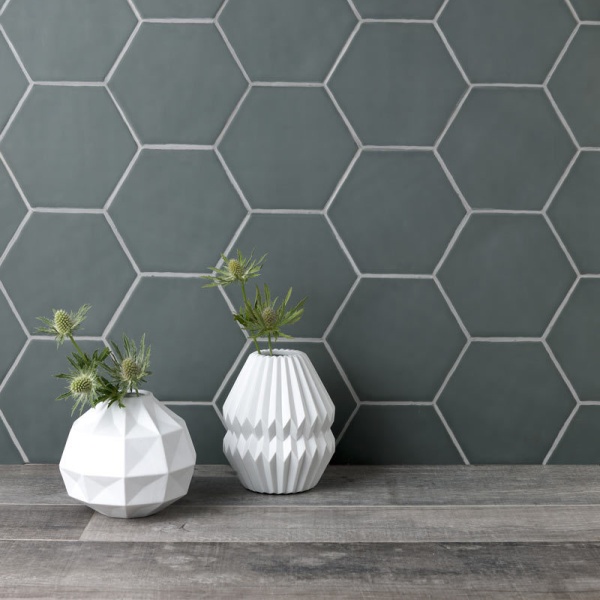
120,357,141,383
108,334,151,393
54,310,73,336
36,305,90,345
202,249,266,288
261,307,277,330
227,259,245,280
57,368,100,415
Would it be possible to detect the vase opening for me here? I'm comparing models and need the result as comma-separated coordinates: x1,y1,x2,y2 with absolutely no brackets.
252,348,304,359
123,389,151,398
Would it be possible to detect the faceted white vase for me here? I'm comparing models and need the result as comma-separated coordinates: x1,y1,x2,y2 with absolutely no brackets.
59,391,196,518
223,349,335,494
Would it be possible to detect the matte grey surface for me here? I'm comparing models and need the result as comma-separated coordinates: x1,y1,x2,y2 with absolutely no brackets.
439,88,575,210
1,0,136,81
549,26,600,146
109,277,245,403
549,152,600,274
168,405,227,464
1,87,136,208
227,215,356,337
109,150,246,272
571,0,600,20
0,34,27,132
0,505,92,540
438,343,575,464
0,160,26,258
550,407,600,464
329,279,465,402
109,23,246,144
0,341,98,463
0,214,136,335
219,0,356,82
438,0,574,83
548,279,600,400
133,0,223,18
438,215,576,337
334,405,463,464
352,0,443,19
219,87,356,209
215,341,357,438
329,23,466,145
0,292,25,383
0,422,22,464
329,151,464,274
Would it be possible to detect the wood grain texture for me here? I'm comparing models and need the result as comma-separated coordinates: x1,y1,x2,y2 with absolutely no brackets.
5,464,600,506
1,540,599,599
81,504,600,543
0,505,92,540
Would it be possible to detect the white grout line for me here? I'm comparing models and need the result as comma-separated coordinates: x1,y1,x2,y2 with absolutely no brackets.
104,20,142,84
323,340,361,407
543,277,579,339
324,84,363,148
141,271,210,279
324,213,361,276
471,209,543,215
252,81,324,88
542,403,579,464
544,23,580,86
105,86,141,147
345,0,361,21
324,21,361,86
563,0,581,22
433,21,470,85
0,24,31,84
104,147,141,211
434,87,471,149
361,273,434,279
543,212,580,276
544,86,580,149
101,275,141,339
363,145,434,151
214,0,229,21
125,0,141,20
433,276,470,339
214,85,251,148
434,150,471,212
142,144,213,150
542,339,581,405
471,337,542,343
252,209,324,215
142,18,214,24
435,0,451,21
210,339,251,405
0,281,29,338
434,404,470,465
334,402,359,445
322,277,361,340
471,83,544,89
432,214,470,277
0,0,10,17
323,148,361,213
33,81,104,87
0,153,30,210
542,149,580,212
0,82,31,144
104,212,141,275
579,401,600,405
214,149,253,213
431,340,470,405
0,210,30,268
219,211,252,264
0,409,28,463
214,19,251,84
31,207,104,214
580,147,600,152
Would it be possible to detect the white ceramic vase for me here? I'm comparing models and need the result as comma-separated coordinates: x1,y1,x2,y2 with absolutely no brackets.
59,391,196,518
222,349,335,494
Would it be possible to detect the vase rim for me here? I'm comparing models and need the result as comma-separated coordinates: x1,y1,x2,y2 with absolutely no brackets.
124,389,151,398
251,349,305,359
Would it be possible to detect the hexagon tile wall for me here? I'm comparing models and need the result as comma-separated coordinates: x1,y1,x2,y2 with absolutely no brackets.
0,0,598,465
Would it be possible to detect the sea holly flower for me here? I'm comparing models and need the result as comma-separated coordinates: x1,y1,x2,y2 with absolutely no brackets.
107,334,151,394
202,249,266,288
56,367,100,415
36,305,90,345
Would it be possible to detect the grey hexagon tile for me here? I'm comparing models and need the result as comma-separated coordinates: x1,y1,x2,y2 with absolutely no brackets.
0,419,22,463
109,150,246,273
439,342,574,464
328,23,466,146
570,0,600,20
548,153,600,274
0,158,26,256
549,407,600,464
226,214,356,337
1,87,136,208
439,89,575,210
109,23,246,144
0,340,99,463
0,33,28,132
0,291,26,383
333,405,463,464
219,88,356,210
134,0,223,19
0,214,136,335
329,279,465,402
438,215,575,337
549,27,600,146
352,0,443,20
109,278,245,403
219,0,355,82
167,405,226,464
548,279,600,400
438,0,574,83
215,341,357,438
329,151,464,274
1,0,136,81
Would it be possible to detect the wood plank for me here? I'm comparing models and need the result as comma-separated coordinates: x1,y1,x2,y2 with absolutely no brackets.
1,540,599,599
5,465,600,506
81,504,600,543
0,505,92,540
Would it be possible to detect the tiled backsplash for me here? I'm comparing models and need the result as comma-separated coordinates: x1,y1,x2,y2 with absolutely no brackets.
0,0,598,465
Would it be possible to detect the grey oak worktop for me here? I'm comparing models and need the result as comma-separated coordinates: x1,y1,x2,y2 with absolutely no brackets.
1,464,600,598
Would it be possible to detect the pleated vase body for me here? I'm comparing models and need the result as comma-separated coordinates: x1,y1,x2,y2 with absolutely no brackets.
223,349,335,494
59,391,196,518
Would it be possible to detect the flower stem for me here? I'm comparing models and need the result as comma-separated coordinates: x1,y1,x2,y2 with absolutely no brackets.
252,337,261,354
267,333,273,356
68,334,85,357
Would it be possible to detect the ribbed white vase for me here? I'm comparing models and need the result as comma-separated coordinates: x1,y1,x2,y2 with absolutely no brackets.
222,349,335,494
59,391,196,518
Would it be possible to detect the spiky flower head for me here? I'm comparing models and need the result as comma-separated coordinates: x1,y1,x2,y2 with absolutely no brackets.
36,304,91,345
70,373,95,396
120,357,141,383
59,367,100,415
202,249,266,288
108,334,151,393
261,306,277,330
